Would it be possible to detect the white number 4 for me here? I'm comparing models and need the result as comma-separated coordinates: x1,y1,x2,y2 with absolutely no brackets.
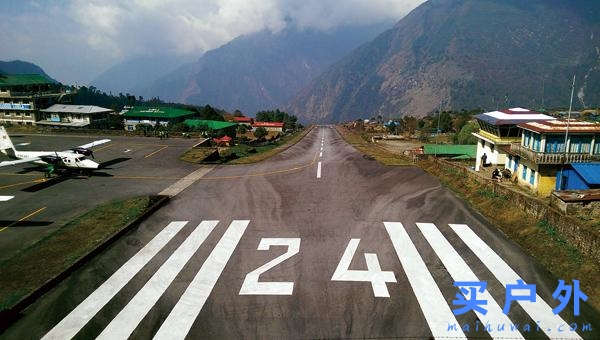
331,239,396,297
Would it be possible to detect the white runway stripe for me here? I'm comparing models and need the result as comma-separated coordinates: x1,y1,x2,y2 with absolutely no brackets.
416,223,524,340
317,161,322,178
450,224,582,340
153,220,250,340
96,221,219,339
0,195,14,201
42,221,188,340
384,222,466,339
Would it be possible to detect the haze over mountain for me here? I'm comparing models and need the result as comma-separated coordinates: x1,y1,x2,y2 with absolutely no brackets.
142,23,392,115
0,60,56,82
287,0,600,123
90,55,194,96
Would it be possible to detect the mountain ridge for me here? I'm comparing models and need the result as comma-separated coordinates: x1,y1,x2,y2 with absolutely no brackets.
287,0,600,123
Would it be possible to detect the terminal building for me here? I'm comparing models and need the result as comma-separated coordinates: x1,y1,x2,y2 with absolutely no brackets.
472,108,555,171
0,74,72,125
506,119,600,196
123,106,195,131
37,104,113,128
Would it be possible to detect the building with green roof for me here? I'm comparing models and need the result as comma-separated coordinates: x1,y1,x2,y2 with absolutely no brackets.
423,144,477,159
124,106,195,131
0,74,71,126
184,119,237,137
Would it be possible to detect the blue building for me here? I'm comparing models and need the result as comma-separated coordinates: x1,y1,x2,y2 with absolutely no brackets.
556,163,600,190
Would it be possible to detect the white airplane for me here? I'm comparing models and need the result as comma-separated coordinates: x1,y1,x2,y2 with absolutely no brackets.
0,126,110,176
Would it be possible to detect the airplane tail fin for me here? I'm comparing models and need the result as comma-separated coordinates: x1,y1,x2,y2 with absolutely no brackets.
0,126,16,156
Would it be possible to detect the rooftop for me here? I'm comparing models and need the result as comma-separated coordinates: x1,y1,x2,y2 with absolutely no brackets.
41,104,113,114
423,144,477,158
519,120,600,134
124,106,194,119
253,121,284,128
184,119,237,130
0,74,55,87
233,116,253,123
475,107,555,126
571,163,600,185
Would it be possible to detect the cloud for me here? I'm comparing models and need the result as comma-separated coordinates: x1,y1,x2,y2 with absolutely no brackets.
0,0,425,83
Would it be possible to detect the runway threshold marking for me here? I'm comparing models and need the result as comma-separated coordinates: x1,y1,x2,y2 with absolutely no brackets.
42,221,188,340
0,195,14,201
154,220,249,340
0,206,47,232
416,223,524,340
384,222,465,339
144,146,168,158
97,221,219,339
449,224,583,340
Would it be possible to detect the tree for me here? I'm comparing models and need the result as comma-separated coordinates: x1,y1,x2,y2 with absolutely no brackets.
453,121,479,144
254,127,268,139
237,124,248,135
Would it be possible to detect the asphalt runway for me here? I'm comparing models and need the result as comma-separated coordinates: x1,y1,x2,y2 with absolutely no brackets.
3,127,600,339
0,133,200,262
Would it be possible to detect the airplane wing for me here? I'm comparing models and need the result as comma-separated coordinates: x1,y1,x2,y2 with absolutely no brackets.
70,139,111,151
0,157,41,167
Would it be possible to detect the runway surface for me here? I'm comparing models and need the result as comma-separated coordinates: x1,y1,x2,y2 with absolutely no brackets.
3,126,599,339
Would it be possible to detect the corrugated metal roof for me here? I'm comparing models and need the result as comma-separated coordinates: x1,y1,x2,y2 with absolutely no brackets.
475,108,555,126
519,119,600,133
41,104,112,114
571,163,600,185
124,106,194,119
423,144,477,158
0,74,54,86
184,119,237,130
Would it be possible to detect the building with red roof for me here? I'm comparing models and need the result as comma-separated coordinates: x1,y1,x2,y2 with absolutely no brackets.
233,116,253,126
213,135,232,147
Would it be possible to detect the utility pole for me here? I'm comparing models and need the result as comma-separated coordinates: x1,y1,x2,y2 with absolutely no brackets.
558,75,576,190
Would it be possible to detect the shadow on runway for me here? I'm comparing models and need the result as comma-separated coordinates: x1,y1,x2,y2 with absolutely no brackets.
0,220,53,228
100,157,131,169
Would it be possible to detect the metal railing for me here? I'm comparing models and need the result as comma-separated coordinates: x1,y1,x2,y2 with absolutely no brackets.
509,143,600,164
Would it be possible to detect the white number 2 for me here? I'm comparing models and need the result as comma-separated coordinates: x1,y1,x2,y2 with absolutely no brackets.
239,238,300,295
331,239,397,297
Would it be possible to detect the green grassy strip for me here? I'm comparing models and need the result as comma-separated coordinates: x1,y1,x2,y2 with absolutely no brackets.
0,196,151,311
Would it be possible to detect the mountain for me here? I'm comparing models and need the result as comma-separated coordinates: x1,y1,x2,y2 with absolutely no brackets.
90,55,192,96
142,23,391,115
287,0,600,123
0,60,56,82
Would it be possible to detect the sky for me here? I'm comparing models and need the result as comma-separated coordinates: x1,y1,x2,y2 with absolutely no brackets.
0,0,425,85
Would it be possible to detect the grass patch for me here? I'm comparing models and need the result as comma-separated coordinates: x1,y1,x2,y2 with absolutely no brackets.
0,196,153,312
226,127,312,164
418,159,600,310
336,126,412,166
179,148,218,163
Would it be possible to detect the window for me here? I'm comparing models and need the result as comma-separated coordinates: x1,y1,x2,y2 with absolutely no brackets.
594,139,600,154
25,112,31,117
522,165,528,180
530,169,535,185
532,134,541,152
545,136,565,153
508,155,512,169
15,112,21,117
569,136,592,154
3,112,9,117
523,131,530,147
513,157,519,172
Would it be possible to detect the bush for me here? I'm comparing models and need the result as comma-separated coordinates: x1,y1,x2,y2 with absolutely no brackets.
254,127,268,139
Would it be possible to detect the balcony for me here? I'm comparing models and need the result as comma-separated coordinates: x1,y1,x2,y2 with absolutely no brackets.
509,143,600,164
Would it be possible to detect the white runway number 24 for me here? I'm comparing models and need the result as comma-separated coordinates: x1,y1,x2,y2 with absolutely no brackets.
239,237,395,297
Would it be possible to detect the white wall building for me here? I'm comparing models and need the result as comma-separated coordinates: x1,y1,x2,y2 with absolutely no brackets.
37,104,112,128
